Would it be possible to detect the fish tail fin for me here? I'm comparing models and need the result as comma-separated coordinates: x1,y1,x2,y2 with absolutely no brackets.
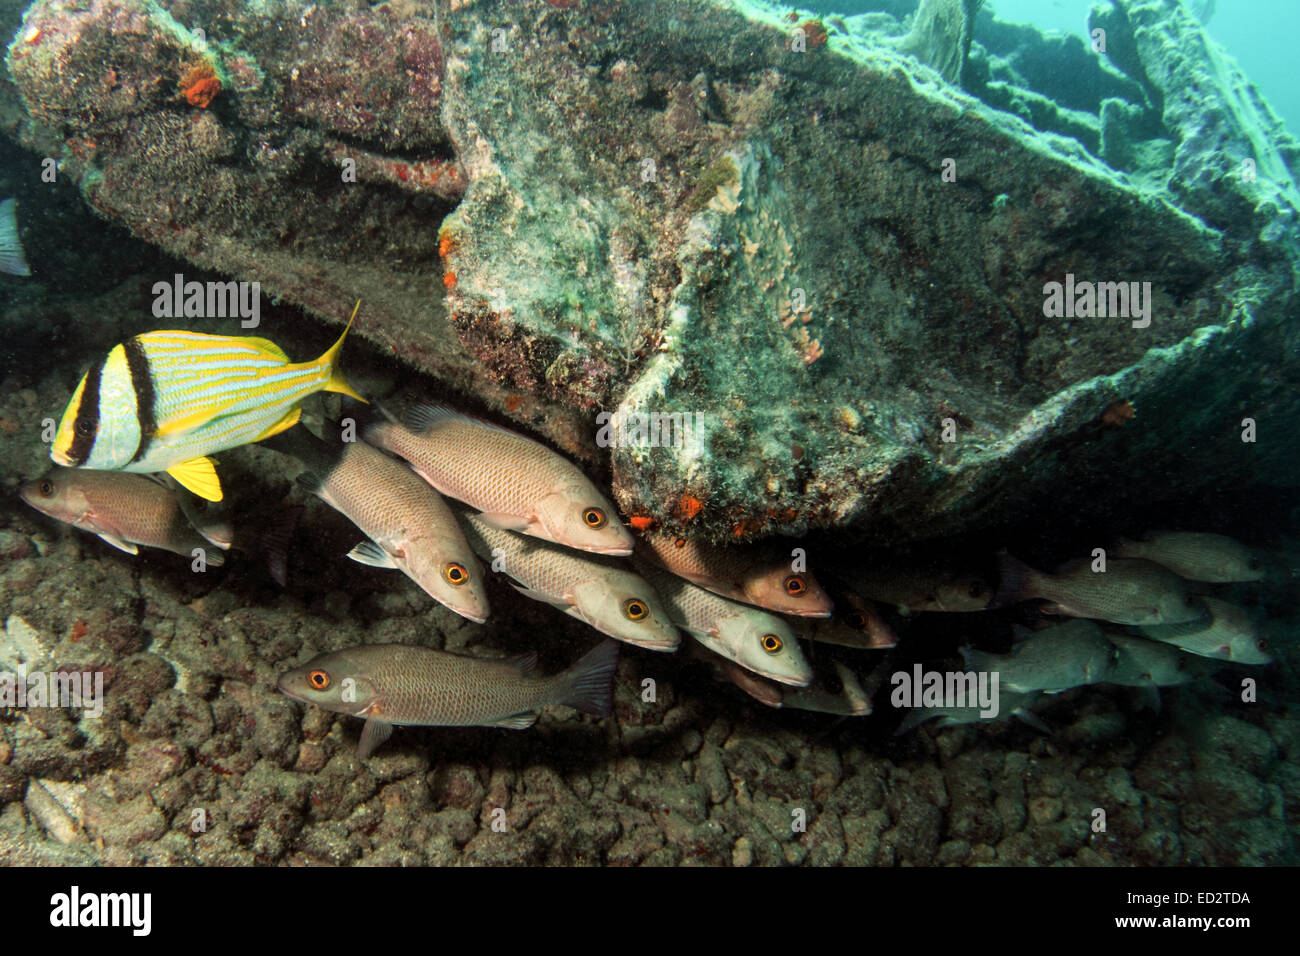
259,504,303,588
551,640,620,718
993,550,1038,607
0,198,31,276
320,300,368,403
0,197,30,277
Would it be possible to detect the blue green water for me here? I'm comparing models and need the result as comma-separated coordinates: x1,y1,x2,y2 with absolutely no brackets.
815,0,1300,135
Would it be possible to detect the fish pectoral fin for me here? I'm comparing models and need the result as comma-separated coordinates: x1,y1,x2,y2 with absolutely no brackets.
488,713,539,730
508,581,573,609
357,717,393,759
477,512,532,533
154,401,241,440
96,533,139,556
347,540,399,569
253,406,302,443
504,650,539,675
166,457,223,502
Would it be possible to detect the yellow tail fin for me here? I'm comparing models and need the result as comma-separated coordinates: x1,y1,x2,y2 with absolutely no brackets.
320,300,368,403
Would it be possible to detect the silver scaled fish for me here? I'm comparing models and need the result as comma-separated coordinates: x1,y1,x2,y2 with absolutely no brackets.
638,531,833,617
793,587,897,649
1104,632,1195,687
894,689,1045,735
1115,531,1266,583
1138,597,1271,665
20,467,232,563
364,403,633,556
50,305,365,502
960,619,1116,694
265,423,489,624
996,553,1206,626
456,508,679,651
278,640,620,758
632,555,812,686
840,563,996,614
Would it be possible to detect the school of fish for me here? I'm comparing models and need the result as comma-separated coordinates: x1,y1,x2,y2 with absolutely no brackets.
22,320,1288,756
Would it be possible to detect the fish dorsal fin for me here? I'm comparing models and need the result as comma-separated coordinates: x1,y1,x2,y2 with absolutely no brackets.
406,402,545,445
166,456,223,502
489,713,539,730
253,406,302,443
97,533,139,555
347,540,399,569
357,717,393,759
240,337,290,362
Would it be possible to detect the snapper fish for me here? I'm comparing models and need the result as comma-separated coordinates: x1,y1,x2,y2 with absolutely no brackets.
1114,531,1266,583
455,508,679,651
51,304,366,502
1104,632,1195,687
1138,597,1271,665
638,531,833,617
794,587,897,649
996,553,1206,626
278,640,619,759
894,689,1046,735
20,467,232,563
960,619,1116,694
632,555,812,687
839,562,996,615
364,403,634,556
0,198,30,276
263,421,489,624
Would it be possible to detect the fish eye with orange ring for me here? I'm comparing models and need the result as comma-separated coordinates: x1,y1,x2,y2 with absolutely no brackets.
582,507,607,529
622,598,649,621
443,562,470,586
308,670,331,691
760,634,783,654
783,574,807,596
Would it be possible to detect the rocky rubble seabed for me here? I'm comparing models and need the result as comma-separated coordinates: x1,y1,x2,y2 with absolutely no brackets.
0,0,1297,864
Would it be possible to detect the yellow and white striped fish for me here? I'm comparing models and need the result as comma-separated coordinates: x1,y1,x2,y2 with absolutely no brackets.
51,305,366,502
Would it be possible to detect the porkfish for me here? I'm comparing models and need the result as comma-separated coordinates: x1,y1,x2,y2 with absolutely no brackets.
51,304,366,502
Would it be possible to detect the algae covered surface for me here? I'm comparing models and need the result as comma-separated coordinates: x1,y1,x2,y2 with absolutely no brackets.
0,0,1297,867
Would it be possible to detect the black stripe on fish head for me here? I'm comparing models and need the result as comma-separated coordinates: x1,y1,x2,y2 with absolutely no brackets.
67,359,104,466
124,335,157,464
